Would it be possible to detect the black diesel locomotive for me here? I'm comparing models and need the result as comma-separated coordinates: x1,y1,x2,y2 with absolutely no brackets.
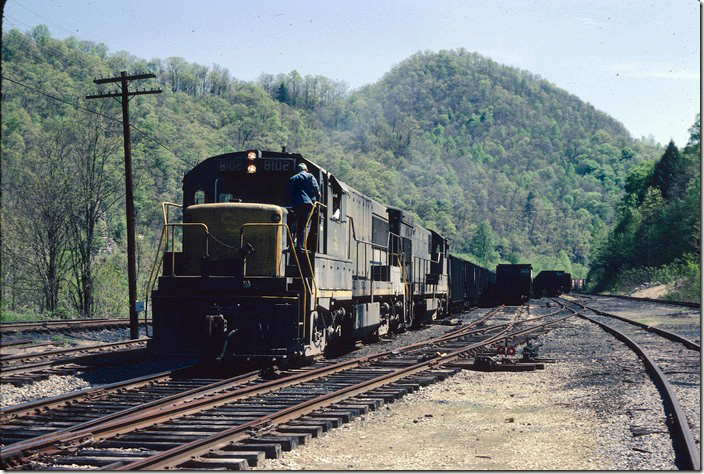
150,150,492,361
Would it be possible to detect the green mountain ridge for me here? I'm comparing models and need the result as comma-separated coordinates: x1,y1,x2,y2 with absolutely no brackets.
3,25,675,318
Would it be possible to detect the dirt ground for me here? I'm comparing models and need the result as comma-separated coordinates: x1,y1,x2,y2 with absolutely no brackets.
629,284,670,299
257,297,698,470
257,367,616,470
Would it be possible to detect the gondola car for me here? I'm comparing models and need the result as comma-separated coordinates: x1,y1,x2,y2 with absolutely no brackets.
561,272,572,294
532,270,566,297
448,256,494,312
571,278,585,292
149,149,487,362
495,263,532,305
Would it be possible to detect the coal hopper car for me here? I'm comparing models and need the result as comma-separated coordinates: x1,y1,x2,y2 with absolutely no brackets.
495,263,532,305
532,270,566,297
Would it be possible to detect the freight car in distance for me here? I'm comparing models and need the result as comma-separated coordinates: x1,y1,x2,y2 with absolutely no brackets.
495,263,532,305
448,256,495,312
532,270,570,297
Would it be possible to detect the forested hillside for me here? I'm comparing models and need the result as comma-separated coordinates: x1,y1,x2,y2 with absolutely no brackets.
588,117,700,301
2,26,674,319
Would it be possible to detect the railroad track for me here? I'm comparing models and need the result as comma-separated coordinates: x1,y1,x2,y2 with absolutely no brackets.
559,298,700,470
0,338,150,385
2,304,571,470
1,318,152,334
582,293,700,309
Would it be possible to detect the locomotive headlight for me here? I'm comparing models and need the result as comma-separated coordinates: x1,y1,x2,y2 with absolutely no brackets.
246,151,258,160
246,164,257,174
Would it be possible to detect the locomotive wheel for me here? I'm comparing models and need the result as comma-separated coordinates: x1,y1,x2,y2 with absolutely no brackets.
310,311,327,355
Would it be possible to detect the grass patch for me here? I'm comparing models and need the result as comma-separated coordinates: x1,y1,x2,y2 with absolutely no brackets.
0,309,45,323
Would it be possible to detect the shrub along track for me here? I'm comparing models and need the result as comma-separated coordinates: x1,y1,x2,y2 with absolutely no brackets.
2,304,572,470
559,298,700,470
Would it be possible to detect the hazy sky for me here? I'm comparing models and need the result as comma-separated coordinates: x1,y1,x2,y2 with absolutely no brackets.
2,0,700,146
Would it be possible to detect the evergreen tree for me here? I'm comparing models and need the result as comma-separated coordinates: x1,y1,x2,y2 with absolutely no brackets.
649,140,681,199
276,82,289,104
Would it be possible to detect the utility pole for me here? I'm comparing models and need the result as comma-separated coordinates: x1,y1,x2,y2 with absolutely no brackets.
87,72,161,339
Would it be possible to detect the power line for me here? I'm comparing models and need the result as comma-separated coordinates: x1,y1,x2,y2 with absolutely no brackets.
2,73,186,163
11,3,78,37
3,17,95,72
2,74,121,123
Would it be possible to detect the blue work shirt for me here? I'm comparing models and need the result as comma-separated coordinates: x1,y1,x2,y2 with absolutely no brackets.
288,170,320,206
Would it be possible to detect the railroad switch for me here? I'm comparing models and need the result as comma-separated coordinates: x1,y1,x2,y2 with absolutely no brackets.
448,351,547,372
522,341,541,361
496,345,516,356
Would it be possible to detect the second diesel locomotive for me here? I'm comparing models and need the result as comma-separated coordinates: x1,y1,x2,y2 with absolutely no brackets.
149,149,492,361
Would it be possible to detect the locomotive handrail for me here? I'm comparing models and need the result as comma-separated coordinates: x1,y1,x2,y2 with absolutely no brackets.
143,203,186,336
238,223,315,293
161,202,182,252
347,215,396,280
145,202,184,301
239,223,315,337
389,251,411,316
302,201,325,290
166,223,210,276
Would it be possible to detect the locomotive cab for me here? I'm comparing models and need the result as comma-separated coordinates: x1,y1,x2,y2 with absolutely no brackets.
150,150,324,361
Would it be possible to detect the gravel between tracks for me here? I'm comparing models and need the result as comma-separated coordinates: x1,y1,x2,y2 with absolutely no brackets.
258,305,686,470
0,375,91,407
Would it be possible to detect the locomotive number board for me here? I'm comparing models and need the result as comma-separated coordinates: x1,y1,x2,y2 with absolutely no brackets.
218,158,295,173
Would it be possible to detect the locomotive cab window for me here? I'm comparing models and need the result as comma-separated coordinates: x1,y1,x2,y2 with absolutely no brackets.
330,176,346,222
217,193,236,203
193,190,206,205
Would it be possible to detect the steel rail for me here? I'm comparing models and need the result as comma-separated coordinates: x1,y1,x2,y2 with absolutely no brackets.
119,312,526,470
590,293,700,309
1,370,261,456
1,339,35,347
567,307,700,471
563,298,700,352
1,368,187,420
2,305,513,467
1,341,61,352
0,318,151,334
0,343,149,378
0,338,149,366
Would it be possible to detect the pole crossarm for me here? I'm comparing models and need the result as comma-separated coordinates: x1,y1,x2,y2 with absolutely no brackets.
86,89,162,100
93,73,156,84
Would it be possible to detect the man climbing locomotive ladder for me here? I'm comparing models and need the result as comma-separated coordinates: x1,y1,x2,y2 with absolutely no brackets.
288,162,320,250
